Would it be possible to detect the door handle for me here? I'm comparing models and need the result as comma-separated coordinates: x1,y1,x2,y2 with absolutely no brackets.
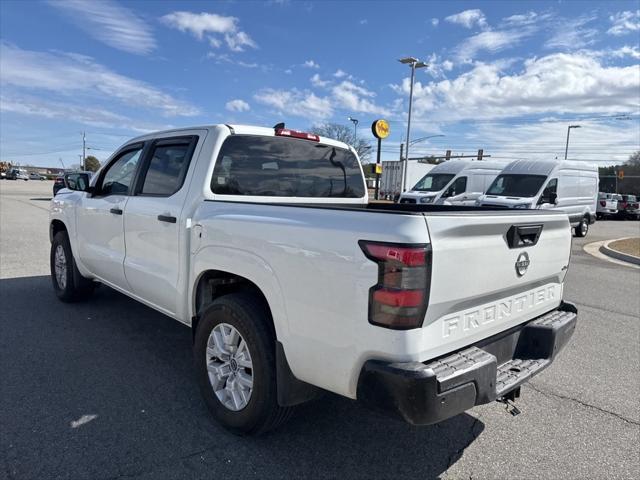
110,208,123,215
157,214,177,224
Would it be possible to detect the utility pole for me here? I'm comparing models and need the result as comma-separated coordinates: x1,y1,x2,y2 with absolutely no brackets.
82,131,86,171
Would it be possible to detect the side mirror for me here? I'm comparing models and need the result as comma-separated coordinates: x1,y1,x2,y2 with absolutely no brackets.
549,192,558,204
65,173,91,192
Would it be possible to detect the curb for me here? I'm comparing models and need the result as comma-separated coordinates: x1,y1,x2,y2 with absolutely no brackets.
599,237,640,266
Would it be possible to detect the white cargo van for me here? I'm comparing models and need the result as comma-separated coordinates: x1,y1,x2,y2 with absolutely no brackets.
399,159,507,206
380,160,434,200
477,160,598,237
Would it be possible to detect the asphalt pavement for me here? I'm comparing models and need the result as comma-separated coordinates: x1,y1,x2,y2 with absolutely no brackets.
1,180,639,479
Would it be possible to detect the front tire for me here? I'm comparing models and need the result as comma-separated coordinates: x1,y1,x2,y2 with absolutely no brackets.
574,216,589,237
50,231,95,302
194,293,293,435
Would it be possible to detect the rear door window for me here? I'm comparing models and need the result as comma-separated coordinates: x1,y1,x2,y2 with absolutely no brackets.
138,137,197,196
211,135,365,198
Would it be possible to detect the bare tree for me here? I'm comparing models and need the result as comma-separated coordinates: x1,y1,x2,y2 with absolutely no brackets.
309,123,372,162
626,150,640,167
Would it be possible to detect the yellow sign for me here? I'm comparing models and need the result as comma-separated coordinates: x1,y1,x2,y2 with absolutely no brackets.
375,164,383,174
371,119,390,139
618,169,624,180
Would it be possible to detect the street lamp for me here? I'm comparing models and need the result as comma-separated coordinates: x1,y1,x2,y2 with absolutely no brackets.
398,57,428,192
348,117,359,141
409,134,445,146
564,125,581,160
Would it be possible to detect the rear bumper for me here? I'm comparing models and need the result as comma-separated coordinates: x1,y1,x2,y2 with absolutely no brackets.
356,302,577,425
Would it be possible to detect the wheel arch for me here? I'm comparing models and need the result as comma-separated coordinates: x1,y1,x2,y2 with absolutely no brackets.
191,268,318,407
50,219,67,243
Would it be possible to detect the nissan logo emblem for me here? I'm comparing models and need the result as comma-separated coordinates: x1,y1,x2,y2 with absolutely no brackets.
515,251,530,277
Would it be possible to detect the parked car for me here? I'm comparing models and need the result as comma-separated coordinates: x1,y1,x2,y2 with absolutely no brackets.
596,192,619,219
618,194,640,220
477,160,599,237
6,168,29,181
400,159,507,206
29,172,45,180
50,124,577,435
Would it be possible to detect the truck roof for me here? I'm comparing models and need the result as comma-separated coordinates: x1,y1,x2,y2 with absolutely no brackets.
501,159,598,176
430,159,507,175
127,124,354,154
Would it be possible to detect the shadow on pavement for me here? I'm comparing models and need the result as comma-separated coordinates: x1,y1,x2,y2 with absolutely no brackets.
29,197,52,201
0,275,484,479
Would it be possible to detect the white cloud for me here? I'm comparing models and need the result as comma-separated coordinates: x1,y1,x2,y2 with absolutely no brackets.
225,99,250,112
254,88,333,120
207,52,260,68
254,80,392,121
392,52,640,122
608,10,640,36
431,18,439,27
502,11,546,26
456,29,533,60
333,69,347,78
445,9,488,29
442,60,454,71
471,120,640,164
545,15,598,49
303,60,320,69
0,43,198,117
0,94,166,133
611,45,640,60
161,11,256,51
359,19,368,25
284,69,293,74
310,73,330,87
331,81,391,116
47,0,155,55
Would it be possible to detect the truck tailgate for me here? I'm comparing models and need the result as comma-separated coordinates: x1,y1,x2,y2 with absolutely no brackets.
418,211,571,359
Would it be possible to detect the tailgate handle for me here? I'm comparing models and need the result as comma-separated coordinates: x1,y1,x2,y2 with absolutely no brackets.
506,224,543,249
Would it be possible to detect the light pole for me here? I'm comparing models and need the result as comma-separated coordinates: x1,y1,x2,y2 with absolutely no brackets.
348,117,359,141
409,134,445,146
564,125,581,160
399,57,428,192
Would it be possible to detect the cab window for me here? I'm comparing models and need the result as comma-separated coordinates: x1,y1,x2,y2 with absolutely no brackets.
443,176,467,197
99,147,143,196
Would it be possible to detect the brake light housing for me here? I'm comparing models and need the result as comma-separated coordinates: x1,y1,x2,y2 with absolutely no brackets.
359,240,432,330
275,128,320,142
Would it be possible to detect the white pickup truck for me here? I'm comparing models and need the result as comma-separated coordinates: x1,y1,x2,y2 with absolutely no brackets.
50,124,577,435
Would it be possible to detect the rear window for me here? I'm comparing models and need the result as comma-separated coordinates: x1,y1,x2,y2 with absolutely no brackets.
486,174,547,197
210,135,365,198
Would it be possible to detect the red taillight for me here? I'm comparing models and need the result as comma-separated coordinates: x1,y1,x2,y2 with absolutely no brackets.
600,200,606,207
275,128,320,142
359,241,431,329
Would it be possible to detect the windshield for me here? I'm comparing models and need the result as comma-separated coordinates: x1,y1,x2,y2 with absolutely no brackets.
486,174,547,197
211,135,365,198
412,173,455,192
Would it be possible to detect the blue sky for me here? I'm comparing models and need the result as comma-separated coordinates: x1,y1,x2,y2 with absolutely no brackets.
1,0,639,168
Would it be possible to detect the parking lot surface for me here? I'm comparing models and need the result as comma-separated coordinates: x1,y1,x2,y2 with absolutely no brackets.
1,180,639,479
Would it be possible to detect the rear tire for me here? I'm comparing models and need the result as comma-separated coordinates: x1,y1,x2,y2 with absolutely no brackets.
194,293,293,435
50,231,95,302
574,216,589,237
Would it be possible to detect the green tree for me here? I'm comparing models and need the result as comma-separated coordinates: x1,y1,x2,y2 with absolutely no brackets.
84,155,101,172
309,123,372,162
